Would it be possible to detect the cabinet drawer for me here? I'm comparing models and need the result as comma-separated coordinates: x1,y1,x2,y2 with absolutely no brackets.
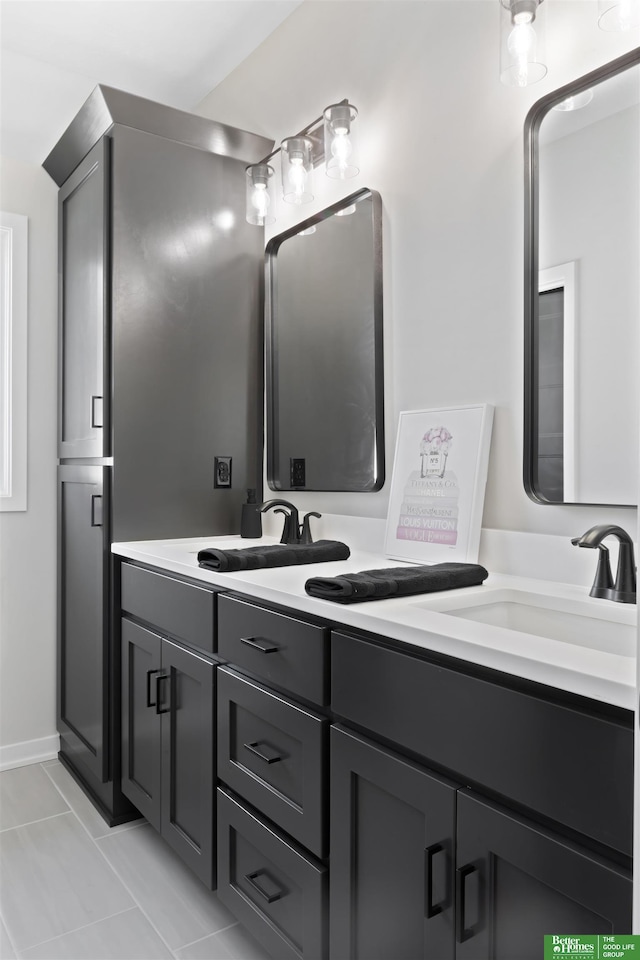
218,595,329,705
218,667,327,857
121,563,216,655
332,632,633,856
217,788,327,960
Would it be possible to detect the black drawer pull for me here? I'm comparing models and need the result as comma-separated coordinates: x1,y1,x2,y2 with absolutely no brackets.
456,863,482,943
146,669,161,707
240,636,278,654
155,674,171,714
244,741,283,765
425,843,448,919
245,869,284,904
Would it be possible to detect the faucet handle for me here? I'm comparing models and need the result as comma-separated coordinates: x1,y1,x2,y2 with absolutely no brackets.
299,511,322,545
614,540,636,601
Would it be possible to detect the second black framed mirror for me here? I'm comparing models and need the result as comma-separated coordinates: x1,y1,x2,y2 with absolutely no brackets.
266,187,384,492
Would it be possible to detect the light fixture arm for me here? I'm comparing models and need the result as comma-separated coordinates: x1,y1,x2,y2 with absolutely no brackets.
252,98,351,169
245,98,359,224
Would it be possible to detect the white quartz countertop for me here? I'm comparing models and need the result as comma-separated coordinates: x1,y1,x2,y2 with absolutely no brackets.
112,535,637,711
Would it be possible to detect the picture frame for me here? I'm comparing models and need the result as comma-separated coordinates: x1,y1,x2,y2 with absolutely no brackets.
384,404,494,564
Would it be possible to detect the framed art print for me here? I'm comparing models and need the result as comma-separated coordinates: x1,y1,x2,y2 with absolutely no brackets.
384,404,494,564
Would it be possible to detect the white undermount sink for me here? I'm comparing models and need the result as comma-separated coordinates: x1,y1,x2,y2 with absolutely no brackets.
412,588,637,658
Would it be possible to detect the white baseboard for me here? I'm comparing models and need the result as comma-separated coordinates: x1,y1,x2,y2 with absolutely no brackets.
0,734,60,771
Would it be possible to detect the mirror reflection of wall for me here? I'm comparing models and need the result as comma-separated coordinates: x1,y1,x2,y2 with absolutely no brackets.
526,53,640,506
266,188,384,492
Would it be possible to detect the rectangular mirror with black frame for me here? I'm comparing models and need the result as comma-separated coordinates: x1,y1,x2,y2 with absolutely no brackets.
265,187,384,492
524,48,640,506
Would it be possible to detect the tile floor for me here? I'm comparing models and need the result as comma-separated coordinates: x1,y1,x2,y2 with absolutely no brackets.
0,761,271,960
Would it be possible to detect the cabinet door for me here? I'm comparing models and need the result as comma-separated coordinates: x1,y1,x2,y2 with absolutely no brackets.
58,465,109,782
455,790,632,960
59,138,109,459
121,619,162,830
160,640,215,889
331,725,456,960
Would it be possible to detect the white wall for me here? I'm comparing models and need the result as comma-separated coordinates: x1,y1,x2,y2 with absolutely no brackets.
196,0,639,538
0,156,58,764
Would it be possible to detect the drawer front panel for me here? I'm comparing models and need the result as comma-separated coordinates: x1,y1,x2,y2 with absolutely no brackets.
121,563,216,655
217,595,329,705
218,667,327,857
331,632,633,856
217,788,327,960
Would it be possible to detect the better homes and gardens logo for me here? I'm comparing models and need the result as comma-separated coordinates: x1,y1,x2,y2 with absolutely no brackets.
544,936,639,959
547,937,596,955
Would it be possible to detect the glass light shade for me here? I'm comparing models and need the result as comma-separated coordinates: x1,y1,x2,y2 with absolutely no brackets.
552,89,594,112
500,0,547,88
323,103,359,180
281,137,314,205
246,163,276,226
598,0,640,30
334,204,357,217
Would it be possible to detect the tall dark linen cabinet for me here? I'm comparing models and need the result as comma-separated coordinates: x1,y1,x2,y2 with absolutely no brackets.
44,86,272,823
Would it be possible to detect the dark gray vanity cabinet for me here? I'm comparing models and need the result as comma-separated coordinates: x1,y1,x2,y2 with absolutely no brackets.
330,724,456,960
330,631,633,957
113,571,633,958
120,563,218,888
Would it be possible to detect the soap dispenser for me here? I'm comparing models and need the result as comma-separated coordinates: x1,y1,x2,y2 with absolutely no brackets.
240,489,262,539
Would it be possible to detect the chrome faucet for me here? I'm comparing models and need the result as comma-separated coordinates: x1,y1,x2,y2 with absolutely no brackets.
260,500,321,545
571,524,636,604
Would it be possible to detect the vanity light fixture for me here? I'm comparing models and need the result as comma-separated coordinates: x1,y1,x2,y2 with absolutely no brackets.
323,103,359,180
281,136,314,204
245,99,359,225
499,0,547,88
598,0,640,31
245,163,276,226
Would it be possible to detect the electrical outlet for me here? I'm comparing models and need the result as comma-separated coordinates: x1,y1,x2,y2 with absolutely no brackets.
214,456,232,488
290,458,306,487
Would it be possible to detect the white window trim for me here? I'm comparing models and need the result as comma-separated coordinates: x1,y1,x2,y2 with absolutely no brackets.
0,211,28,512
539,260,577,503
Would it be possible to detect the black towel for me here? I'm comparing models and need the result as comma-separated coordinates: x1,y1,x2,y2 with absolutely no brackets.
304,562,488,603
197,540,350,572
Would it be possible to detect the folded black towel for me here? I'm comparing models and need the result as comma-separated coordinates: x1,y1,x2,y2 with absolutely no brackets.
304,562,488,603
197,540,350,572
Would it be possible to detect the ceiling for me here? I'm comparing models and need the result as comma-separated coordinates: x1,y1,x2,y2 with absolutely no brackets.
0,0,303,165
